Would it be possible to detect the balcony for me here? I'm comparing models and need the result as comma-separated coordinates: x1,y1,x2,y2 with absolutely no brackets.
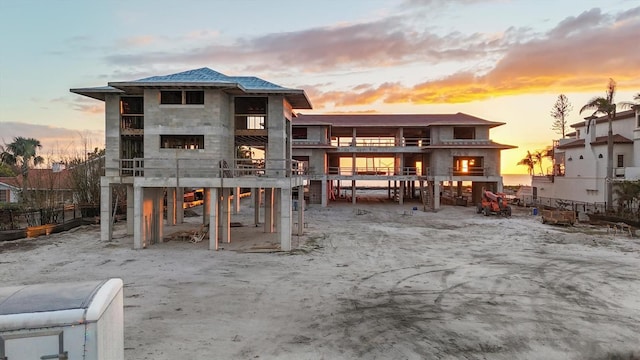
326,166,427,179
113,158,305,178
121,115,144,136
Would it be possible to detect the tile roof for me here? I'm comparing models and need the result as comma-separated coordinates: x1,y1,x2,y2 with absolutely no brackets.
0,169,73,190
556,134,633,149
0,177,19,188
590,134,633,145
556,139,585,149
293,113,505,128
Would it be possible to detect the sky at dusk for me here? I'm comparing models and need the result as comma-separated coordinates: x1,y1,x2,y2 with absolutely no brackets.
0,0,639,174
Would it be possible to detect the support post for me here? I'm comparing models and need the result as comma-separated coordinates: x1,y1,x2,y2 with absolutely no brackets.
203,188,210,224
351,180,356,204
166,187,176,226
297,185,304,236
209,188,219,250
253,187,261,227
100,183,112,242
126,184,134,235
233,187,241,214
280,187,292,251
220,188,231,243
321,179,328,207
133,186,143,249
264,188,274,233
176,187,184,224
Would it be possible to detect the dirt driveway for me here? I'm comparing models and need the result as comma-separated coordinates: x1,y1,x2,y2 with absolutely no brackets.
1,201,639,359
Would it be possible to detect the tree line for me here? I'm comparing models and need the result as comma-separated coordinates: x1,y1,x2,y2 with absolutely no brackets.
0,136,105,215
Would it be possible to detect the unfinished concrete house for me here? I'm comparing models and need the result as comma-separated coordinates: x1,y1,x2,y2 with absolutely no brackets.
292,114,515,209
71,68,311,250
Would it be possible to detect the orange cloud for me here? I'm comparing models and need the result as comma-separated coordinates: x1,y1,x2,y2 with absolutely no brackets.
307,7,640,107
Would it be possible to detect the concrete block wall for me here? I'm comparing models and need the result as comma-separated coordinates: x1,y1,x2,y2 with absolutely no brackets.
104,94,122,177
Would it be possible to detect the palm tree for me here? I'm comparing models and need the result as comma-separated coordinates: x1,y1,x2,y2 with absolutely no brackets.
579,79,633,211
0,137,44,200
517,151,536,175
612,181,640,215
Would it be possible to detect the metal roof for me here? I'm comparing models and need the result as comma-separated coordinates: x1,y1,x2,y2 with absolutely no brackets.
292,113,505,128
71,67,312,109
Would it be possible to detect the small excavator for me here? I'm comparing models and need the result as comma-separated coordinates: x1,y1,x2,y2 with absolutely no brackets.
476,189,512,217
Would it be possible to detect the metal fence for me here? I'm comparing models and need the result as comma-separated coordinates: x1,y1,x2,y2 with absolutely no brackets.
0,204,99,231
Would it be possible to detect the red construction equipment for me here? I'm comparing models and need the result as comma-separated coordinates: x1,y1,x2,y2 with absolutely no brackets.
476,189,512,217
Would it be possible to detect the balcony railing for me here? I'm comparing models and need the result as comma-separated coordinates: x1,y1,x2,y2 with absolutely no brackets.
330,137,431,147
450,166,486,176
327,166,426,176
113,158,304,178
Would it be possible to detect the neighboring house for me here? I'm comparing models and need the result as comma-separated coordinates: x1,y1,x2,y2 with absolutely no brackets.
533,108,640,205
292,113,515,209
0,177,19,203
0,168,73,205
71,68,312,250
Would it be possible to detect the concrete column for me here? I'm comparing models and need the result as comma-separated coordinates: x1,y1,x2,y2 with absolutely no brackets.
233,187,241,214
220,188,231,243
203,188,210,225
321,178,328,207
388,181,391,199
399,181,405,205
100,183,112,242
280,187,292,251
166,187,176,226
297,185,304,236
274,188,281,232
264,188,274,233
434,181,441,210
126,184,134,235
253,188,261,226
133,186,143,249
351,180,356,204
209,188,219,250
152,188,163,245
176,187,184,224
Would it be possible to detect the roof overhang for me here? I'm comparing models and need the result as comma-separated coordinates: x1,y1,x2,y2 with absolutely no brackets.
69,86,124,101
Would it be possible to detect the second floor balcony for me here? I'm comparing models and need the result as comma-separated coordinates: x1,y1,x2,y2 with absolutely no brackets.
112,158,305,179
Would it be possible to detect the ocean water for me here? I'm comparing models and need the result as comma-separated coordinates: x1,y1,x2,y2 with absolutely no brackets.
502,174,532,186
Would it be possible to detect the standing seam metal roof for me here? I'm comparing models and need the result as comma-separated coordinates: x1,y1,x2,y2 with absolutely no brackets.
134,68,289,91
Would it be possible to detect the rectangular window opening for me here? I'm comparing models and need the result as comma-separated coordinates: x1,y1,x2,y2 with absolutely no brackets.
160,91,183,104
121,97,144,114
617,154,624,168
185,91,204,104
161,135,205,149
453,127,475,139
292,127,307,139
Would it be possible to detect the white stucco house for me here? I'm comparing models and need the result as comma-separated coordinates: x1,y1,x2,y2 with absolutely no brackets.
533,107,640,206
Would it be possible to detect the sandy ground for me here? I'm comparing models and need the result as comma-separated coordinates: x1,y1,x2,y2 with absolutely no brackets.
1,196,640,360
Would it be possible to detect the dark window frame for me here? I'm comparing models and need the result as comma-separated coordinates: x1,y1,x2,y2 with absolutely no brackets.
453,127,475,140
160,135,205,149
292,127,308,139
